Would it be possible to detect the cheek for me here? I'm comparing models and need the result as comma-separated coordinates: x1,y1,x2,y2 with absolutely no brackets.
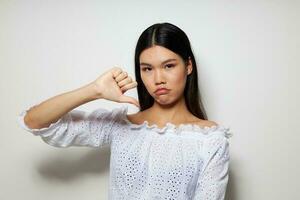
169,72,186,88
174,73,185,82
140,75,153,90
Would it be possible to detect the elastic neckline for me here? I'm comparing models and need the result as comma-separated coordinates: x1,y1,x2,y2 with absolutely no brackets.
119,105,233,138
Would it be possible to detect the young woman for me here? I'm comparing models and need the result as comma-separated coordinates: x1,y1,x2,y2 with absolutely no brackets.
17,22,233,199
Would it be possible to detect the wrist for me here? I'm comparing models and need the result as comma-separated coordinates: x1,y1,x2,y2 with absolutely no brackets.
80,82,103,101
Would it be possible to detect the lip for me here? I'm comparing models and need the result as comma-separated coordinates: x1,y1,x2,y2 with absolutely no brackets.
155,88,170,95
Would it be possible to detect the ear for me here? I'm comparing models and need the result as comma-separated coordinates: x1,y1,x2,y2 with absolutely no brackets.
186,57,193,75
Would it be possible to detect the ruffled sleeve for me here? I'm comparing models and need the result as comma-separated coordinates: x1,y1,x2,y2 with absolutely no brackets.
16,106,123,148
192,135,230,199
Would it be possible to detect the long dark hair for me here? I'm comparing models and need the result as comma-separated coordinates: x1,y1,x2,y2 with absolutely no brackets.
134,22,208,120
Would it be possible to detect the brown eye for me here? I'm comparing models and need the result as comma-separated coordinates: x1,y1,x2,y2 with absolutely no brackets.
165,64,174,68
142,67,152,71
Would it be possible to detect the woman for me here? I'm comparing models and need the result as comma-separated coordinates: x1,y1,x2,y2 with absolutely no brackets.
17,22,233,199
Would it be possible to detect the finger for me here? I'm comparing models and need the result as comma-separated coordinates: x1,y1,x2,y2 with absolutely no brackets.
115,71,128,82
119,95,140,108
118,76,132,88
120,81,138,92
112,67,123,79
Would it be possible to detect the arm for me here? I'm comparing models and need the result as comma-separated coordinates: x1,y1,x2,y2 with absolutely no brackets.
17,105,124,148
17,67,137,148
23,82,100,129
16,82,119,148
192,136,230,200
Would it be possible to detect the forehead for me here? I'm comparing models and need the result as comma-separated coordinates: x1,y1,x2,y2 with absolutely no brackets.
139,45,180,63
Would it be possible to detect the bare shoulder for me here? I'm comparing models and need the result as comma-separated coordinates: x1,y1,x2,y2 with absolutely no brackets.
193,119,219,128
126,112,143,124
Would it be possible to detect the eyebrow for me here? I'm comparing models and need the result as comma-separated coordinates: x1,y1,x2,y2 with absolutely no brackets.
140,58,177,67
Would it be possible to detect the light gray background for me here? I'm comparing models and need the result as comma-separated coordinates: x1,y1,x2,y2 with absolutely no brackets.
1,0,298,199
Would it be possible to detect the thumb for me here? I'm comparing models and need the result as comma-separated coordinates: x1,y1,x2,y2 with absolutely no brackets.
119,95,140,109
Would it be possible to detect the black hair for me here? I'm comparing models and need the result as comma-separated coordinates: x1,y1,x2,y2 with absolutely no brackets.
134,22,208,120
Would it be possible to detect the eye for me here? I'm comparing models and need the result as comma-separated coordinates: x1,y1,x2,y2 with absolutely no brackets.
142,67,152,71
165,64,174,68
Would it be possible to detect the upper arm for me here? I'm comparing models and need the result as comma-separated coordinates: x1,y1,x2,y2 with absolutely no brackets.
17,106,124,148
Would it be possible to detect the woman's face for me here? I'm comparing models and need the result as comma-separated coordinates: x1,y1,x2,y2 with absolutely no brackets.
139,45,192,105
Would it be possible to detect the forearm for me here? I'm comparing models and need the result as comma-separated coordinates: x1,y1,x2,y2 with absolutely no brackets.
24,82,100,129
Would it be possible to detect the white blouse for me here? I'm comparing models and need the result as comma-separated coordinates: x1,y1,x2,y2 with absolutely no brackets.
17,105,233,200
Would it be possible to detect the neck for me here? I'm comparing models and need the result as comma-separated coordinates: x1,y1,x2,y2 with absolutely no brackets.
147,95,192,124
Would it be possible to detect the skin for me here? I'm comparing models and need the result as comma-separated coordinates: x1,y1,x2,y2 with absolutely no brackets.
127,45,217,129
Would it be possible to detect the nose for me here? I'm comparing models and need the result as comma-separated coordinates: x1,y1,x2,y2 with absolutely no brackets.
154,69,165,85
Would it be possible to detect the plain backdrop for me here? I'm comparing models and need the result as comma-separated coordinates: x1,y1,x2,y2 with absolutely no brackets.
1,0,298,199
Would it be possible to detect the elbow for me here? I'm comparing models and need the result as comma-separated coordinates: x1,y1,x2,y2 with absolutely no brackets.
24,113,44,129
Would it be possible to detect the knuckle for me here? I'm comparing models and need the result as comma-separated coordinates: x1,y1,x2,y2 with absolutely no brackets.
121,86,126,91
114,67,122,73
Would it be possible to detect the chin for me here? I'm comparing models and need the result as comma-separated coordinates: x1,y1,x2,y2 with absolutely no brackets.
155,96,178,105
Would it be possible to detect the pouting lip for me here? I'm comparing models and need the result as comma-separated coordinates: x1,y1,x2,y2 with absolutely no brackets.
154,87,170,93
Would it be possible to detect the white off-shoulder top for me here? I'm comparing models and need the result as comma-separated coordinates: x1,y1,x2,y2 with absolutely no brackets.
16,105,233,200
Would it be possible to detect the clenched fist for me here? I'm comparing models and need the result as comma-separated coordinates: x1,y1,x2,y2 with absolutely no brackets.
92,67,140,109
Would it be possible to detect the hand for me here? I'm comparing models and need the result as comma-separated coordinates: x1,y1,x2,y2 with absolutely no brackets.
92,67,140,109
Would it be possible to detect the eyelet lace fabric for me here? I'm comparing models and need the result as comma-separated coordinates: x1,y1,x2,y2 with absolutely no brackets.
121,105,233,138
17,105,233,200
